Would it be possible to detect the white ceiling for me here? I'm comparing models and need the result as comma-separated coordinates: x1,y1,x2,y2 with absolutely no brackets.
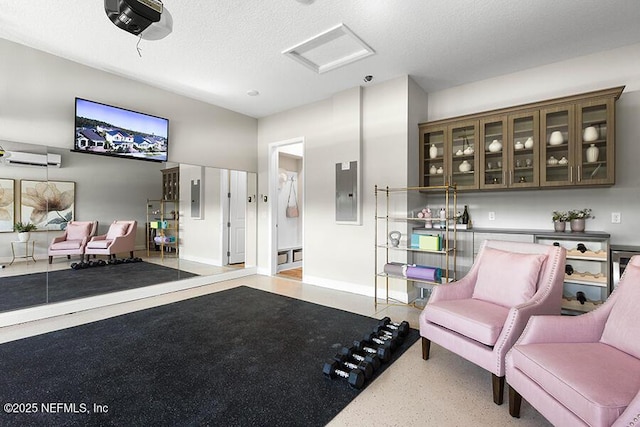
2,0,640,118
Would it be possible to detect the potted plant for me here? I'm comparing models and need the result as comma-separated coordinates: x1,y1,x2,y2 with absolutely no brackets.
568,208,593,232
14,221,37,242
552,211,569,232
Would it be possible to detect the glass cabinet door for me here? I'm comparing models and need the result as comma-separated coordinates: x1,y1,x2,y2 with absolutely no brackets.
448,121,478,190
540,104,575,187
508,111,539,188
420,125,447,187
576,98,615,186
479,116,507,189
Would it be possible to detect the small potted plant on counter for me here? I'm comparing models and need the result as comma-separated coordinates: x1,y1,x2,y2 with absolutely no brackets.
568,208,593,233
552,211,569,232
14,221,37,242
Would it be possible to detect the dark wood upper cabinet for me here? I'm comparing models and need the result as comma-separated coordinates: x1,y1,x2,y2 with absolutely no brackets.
419,86,623,191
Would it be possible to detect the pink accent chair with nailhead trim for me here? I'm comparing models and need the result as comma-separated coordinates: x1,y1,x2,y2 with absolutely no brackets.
506,256,640,426
419,240,566,405
48,221,98,264
85,220,137,260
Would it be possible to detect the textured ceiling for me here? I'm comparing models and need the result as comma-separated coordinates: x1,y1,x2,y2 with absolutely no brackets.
1,0,640,118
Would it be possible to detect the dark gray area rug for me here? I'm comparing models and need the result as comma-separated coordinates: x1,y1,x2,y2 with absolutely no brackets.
0,286,419,426
0,262,197,312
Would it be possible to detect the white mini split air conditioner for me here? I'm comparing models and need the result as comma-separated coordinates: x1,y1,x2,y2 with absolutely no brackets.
3,151,61,168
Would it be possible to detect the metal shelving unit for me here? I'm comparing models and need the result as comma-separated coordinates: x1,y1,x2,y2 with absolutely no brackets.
374,185,458,308
146,198,179,259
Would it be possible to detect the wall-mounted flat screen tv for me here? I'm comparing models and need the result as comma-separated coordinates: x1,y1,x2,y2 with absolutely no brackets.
74,98,169,163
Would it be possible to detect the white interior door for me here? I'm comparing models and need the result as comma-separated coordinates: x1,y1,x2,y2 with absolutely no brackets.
228,170,247,264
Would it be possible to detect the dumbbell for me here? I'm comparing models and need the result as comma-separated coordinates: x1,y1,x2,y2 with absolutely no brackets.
353,340,391,363
375,328,404,348
333,353,373,380
322,360,365,389
70,261,88,270
373,325,404,344
363,331,397,351
340,346,381,371
379,317,410,337
96,259,107,267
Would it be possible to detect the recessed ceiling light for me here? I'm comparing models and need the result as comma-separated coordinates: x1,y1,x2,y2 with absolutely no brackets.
247,90,260,96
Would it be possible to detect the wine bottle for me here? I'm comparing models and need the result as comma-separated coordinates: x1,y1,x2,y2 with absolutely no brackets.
461,205,470,225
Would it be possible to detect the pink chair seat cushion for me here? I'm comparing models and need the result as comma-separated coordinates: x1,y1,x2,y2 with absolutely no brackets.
65,222,92,240
601,265,640,359
423,298,510,346
106,223,129,240
472,247,546,308
87,239,113,249
50,240,83,250
510,342,640,426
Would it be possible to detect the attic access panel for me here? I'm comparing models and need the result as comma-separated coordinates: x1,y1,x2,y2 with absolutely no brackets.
282,24,375,74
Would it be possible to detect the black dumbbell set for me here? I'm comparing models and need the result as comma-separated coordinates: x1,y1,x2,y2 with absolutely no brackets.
322,317,410,389
70,257,143,270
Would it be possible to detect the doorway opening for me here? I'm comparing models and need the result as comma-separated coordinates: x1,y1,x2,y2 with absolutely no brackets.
268,138,304,279
221,169,247,269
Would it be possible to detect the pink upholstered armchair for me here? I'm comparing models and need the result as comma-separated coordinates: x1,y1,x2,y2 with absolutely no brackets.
419,240,566,405
48,221,98,264
85,220,137,260
506,256,640,426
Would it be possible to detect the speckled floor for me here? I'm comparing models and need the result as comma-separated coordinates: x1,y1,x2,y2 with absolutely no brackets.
0,274,551,426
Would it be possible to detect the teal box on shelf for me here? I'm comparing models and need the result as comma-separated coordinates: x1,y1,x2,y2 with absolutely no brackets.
411,232,441,250
150,220,168,229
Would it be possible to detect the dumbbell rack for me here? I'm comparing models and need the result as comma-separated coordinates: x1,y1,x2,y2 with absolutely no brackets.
323,317,410,390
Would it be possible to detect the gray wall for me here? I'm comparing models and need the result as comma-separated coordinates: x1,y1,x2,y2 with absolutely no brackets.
258,76,419,300
0,38,258,172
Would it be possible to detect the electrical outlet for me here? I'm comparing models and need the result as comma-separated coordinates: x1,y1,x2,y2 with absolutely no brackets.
488,211,496,221
611,212,621,224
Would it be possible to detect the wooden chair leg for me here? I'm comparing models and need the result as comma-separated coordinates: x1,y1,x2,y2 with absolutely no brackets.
48,256,53,264
509,385,522,418
492,374,505,405
421,337,431,360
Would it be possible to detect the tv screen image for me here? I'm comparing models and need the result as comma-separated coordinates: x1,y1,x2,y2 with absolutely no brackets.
74,98,169,162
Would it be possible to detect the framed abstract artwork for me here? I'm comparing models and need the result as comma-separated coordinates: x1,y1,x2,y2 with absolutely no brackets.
20,180,75,230
0,178,15,232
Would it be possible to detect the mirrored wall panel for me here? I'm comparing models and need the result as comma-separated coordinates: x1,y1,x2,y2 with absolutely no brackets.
0,139,257,313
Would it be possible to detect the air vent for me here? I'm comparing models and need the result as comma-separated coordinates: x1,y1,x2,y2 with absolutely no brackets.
282,24,375,74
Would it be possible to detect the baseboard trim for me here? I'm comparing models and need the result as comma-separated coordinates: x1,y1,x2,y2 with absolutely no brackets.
303,275,410,303
180,254,222,266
